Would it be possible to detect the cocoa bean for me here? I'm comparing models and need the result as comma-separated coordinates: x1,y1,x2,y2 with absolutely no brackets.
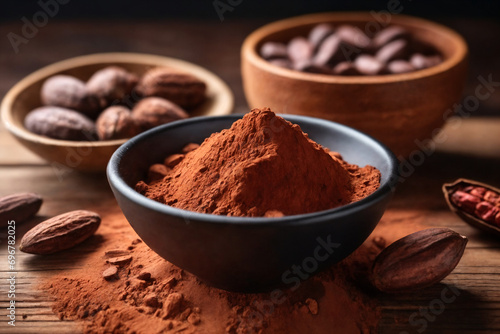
41,75,100,118
135,67,207,109
24,106,97,141
132,97,188,131
86,66,139,108
0,193,42,226
19,210,101,255
96,106,139,140
371,228,467,293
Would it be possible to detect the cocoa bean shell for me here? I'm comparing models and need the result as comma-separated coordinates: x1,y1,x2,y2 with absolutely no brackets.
371,228,467,293
135,67,206,109
443,178,500,237
19,210,101,255
0,193,43,226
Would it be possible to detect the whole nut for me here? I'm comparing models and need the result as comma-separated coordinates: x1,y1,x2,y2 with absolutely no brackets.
24,106,97,141
19,210,101,255
86,66,139,108
135,67,207,109
371,228,468,293
41,75,100,118
132,97,188,131
96,106,139,140
0,193,43,227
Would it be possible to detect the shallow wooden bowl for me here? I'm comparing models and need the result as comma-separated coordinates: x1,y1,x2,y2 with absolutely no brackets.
1,53,234,172
241,13,468,157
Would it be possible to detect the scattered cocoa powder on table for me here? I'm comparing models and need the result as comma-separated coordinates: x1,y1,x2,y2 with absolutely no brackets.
136,108,380,217
40,208,427,334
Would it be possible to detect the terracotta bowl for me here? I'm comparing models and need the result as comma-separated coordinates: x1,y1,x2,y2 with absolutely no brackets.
241,13,468,157
1,53,234,172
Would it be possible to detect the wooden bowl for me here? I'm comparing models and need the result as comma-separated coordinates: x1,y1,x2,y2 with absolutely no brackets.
1,53,234,172
241,13,468,157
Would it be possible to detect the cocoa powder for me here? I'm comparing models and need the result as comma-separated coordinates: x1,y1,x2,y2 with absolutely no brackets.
137,108,380,217
38,205,435,334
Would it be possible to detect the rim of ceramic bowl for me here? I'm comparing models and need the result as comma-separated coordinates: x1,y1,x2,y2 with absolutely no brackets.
1,52,234,148
107,114,399,226
242,12,468,84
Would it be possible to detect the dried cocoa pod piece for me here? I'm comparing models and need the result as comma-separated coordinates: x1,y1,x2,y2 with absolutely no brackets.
135,67,207,109
375,39,409,64
308,23,335,49
335,25,371,50
96,106,139,140
260,42,289,59
410,53,442,70
312,34,342,66
19,210,101,255
287,37,313,64
372,26,410,49
387,60,415,74
41,75,100,118
443,179,500,237
86,66,139,108
371,228,467,293
24,106,98,141
0,193,43,226
354,55,385,75
132,97,188,131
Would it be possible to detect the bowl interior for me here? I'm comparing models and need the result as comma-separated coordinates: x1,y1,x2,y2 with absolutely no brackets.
2,53,234,147
110,113,398,221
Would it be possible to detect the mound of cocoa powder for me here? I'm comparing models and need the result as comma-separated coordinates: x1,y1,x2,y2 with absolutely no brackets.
136,108,380,217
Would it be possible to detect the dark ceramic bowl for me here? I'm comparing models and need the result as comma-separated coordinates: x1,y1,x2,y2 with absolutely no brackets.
107,114,398,292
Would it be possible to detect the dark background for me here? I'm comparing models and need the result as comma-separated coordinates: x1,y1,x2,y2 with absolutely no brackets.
1,0,500,21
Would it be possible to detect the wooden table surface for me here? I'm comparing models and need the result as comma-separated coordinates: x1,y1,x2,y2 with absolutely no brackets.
1,19,500,334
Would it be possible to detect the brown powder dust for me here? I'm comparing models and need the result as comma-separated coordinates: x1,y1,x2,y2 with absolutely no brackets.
40,207,427,334
137,108,380,217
